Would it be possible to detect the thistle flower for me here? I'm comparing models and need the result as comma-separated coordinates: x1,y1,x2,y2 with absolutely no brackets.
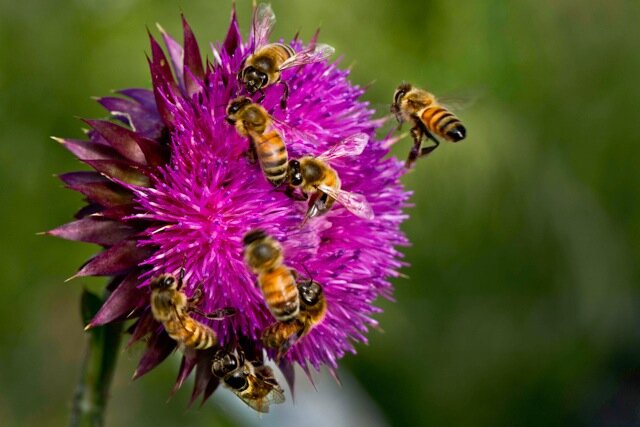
47,4,410,404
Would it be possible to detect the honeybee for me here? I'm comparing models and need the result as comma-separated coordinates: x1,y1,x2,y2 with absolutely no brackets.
243,229,300,322
240,3,335,108
287,133,374,222
226,96,289,186
391,83,467,169
262,277,327,358
149,271,235,350
211,348,285,413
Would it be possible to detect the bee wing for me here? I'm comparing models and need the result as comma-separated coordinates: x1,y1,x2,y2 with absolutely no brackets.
437,90,482,111
251,3,276,49
316,184,375,220
233,377,285,413
317,133,369,162
270,117,317,145
278,44,335,71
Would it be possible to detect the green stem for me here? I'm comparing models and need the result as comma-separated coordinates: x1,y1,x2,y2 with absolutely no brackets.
70,290,123,427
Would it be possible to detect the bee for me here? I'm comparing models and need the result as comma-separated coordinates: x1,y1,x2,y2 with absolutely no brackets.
240,3,335,108
149,270,235,350
226,96,289,186
211,348,285,413
243,229,300,322
391,83,467,169
262,277,327,358
287,133,374,222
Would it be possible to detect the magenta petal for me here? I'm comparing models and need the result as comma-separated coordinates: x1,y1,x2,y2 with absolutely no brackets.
278,360,296,399
97,95,163,139
148,33,179,128
45,217,136,245
55,137,120,161
74,204,104,220
83,119,147,164
134,137,169,169
67,181,133,208
127,312,157,347
118,88,157,111
90,204,138,220
148,32,178,89
58,171,108,187
201,377,221,406
181,14,204,97
171,350,198,397
83,159,151,187
132,331,176,380
189,349,216,407
222,4,242,55
157,25,186,95
72,240,153,278
87,272,148,328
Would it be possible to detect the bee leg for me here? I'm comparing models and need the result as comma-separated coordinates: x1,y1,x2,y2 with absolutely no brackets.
418,131,441,158
190,306,237,320
177,266,186,291
187,286,203,307
279,81,290,110
405,124,425,169
256,88,266,104
284,185,307,201
301,192,323,225
246,139,257,164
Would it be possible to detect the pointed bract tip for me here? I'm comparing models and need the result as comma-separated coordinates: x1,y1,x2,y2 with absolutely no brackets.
155,22,167,35
51,136,64,143
64,274,79,283
84,323,94,331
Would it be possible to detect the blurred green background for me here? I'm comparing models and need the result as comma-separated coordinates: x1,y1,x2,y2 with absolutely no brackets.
2,0,640,425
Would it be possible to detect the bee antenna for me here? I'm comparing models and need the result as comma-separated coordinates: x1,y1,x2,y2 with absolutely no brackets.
301,263,314,282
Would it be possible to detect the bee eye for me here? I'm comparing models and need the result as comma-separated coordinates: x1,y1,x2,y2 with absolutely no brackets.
291,172,303,186
162,277,175,287
225,372,248,391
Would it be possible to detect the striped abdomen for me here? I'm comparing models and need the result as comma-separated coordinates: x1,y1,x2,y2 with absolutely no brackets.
314,165,340,212
150,289,187,323
420,105,466,142
256,43,295,67
163,314,217,350
258,265,299,321
253,130,288,186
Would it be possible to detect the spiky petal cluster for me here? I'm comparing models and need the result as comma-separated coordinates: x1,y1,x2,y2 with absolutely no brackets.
48,5,410,402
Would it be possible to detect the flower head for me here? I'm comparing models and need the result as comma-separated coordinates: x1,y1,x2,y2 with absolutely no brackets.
48,4,410,404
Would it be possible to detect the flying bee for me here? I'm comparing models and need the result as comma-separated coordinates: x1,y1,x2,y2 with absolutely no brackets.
287,133,374,222
226,96,290,186
262,277,327,358
243,229,300,322
149,270,236,350
240,3,335,108
211,348,285,413
391,83,467,169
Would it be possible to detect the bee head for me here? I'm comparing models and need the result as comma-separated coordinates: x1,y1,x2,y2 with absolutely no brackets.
242,66,269,94
243,229,267,246
150,274,178,291
298,279,324,306
226,96,252,123
300,158,323,183
288,159,303,186
391,83,412,122
212,349,244,378
243,230,282,270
